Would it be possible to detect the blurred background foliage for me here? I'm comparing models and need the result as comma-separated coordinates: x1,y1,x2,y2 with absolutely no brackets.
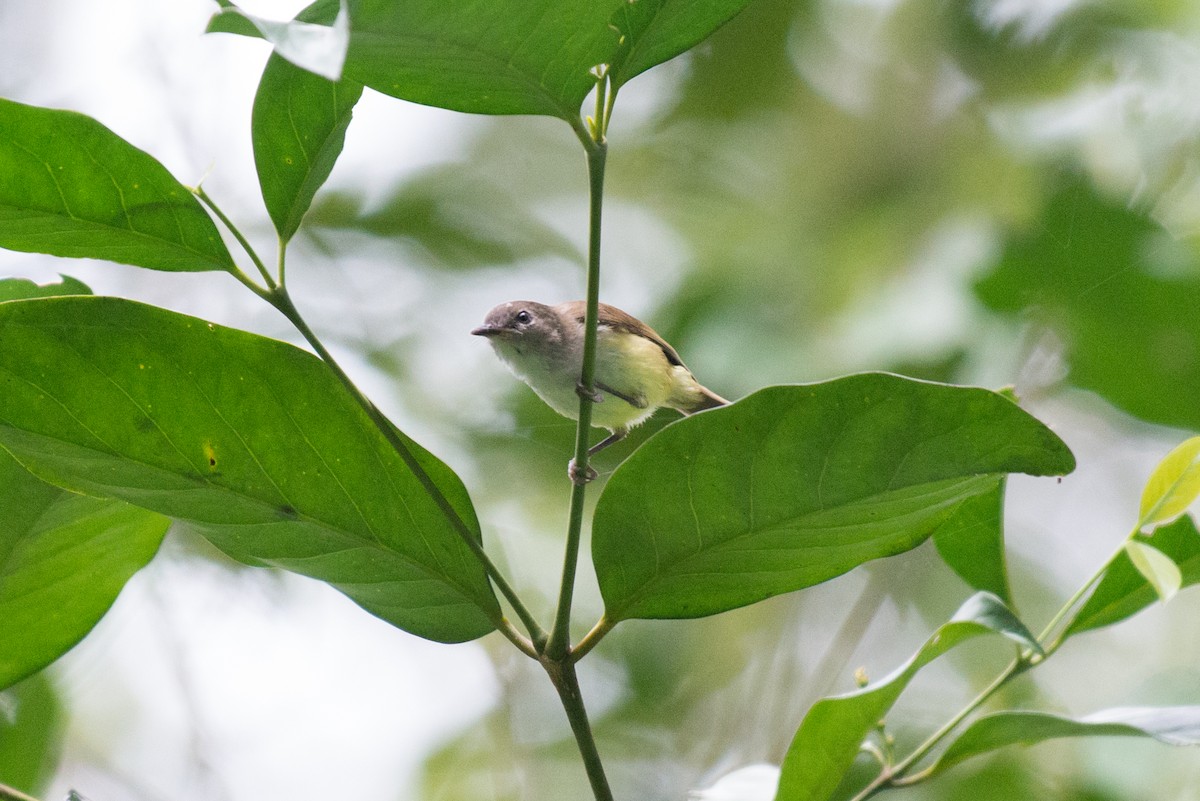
3,0,1200,799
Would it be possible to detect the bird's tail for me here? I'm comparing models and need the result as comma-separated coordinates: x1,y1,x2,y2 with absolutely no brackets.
683,383,729,414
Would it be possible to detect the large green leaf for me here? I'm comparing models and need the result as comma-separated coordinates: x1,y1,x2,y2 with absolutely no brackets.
608,0,753,91
209,0,349,81
976,177,1200,432
926,707,1200,777
0,449,169,690
0,99,235,273
593,374,1074,622
0,296,499,643
213,0,752,119
0,276,90,303
932,477,1012,605
253,52,363,241
775,593,1040,801
1066,515,1200,637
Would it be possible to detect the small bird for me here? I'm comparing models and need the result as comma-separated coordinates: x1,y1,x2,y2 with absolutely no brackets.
472,300,728,483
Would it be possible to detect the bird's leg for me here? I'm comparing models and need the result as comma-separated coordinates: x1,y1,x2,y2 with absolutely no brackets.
568,429,628,485
575,380,604,404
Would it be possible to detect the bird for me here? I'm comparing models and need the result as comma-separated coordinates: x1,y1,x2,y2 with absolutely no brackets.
472,300,728,483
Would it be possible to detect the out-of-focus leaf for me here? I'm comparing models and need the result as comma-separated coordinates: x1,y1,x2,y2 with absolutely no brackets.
305,168,581,268
976,178,1200,432
208,0,349,81
0,674,62,795
1067,516,1200,637
0,446,169,689
0,276,90,303
927,707,1200,777
253,53,362,241
1139,437,1200,531
932,477,1012,605
0,296,499,644
0,99,234,273
1123,540,1181,603
594,374,1074,622
775,593,1040,801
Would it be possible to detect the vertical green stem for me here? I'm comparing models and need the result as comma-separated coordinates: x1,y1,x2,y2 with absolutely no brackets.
548,133,608,659
546,660,615,801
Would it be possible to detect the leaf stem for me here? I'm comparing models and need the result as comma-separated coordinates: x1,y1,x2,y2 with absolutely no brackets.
264,286,547,655
193,186,277,290
547,128,608,659
1036,527,1136,654
194,185,546,653
571,615,615,662
0,784,41,801
851,528,1138,798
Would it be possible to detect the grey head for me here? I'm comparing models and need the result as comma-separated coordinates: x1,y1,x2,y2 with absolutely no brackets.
470,300,573,359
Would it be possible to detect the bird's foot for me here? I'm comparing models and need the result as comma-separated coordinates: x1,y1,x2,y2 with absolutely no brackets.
575,381,604,404
568,458,598,485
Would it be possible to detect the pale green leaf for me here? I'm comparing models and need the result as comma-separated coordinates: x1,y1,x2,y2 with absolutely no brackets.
1139,437,1200,531
1124,540,1182,603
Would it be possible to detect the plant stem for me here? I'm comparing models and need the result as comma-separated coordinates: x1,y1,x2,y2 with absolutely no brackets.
193,187,277,290
265,287,547,655
0,783,41,801
571,615,615,662
544,658,616,801
548,127,608,660
850,528,1138,799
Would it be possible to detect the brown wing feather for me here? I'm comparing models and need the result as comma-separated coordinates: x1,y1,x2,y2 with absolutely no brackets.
559,300,687,367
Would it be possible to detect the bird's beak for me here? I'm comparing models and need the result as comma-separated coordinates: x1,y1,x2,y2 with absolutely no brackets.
471,324,501,337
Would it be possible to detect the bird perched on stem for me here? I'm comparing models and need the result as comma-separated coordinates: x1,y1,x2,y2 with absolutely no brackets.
472,300,728,483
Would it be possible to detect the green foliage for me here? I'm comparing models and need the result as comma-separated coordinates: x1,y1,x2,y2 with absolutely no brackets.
927,707,1200,777
1067,516,1200,636
3,2,1200,799
931,478,1012,605
0,296,499,643
976,178,1200,431
774,593,1040,801
593,375,1073,621
253,55,362,242
212,0,753,120
1138,436,1200,531
0,675,62,794
0,449,169,688
0,99,235,273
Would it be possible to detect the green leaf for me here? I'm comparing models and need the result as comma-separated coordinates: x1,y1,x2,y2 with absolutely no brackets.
0,276,91,302
253,53,363,241
0,99,235,273
932,477,1013,605
0,448,169,689
305,168,582,269
1139,437,1200,530
927,707,1200,777
212,0,752,119
0,674,62,795
774,593,1040,801
208,0,349,81
1067,516,1200,637
1123,540,1181,603
608,0,753,91
975,177,1200,432
593,374,1074,622
0,296,499,643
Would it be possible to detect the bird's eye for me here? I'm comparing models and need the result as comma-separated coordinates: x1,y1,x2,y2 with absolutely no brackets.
515,310,532,324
